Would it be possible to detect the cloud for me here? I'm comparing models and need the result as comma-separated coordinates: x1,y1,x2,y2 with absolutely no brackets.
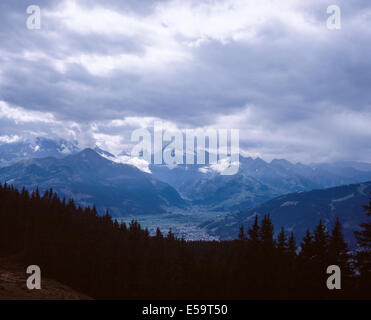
0,0,370,163
0,135,22,144
0,101,56,124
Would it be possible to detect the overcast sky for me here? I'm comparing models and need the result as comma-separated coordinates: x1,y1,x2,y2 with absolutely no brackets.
0,0,370,163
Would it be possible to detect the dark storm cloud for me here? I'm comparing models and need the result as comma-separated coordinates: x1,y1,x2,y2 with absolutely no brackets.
0,0,370,162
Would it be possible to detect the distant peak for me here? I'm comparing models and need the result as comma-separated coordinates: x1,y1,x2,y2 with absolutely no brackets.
270,159,292,165
77,148,100,157
254,157,267,164
80,147,97,153
94,146,115,158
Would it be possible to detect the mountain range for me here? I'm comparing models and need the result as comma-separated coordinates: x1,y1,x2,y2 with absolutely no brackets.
0,148,186,216
201,181,371,248
0,137,79,167
0,137,371,245
150,155,371,211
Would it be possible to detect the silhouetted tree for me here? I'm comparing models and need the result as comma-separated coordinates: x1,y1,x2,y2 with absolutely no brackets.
155,227,163,239
167,229,175,241
328,218,351,275
313,220,330,265
287,231,297,258
120,222,127,232
260,214,274,250
300,229,314,261
247,215,259,241
277,227,287,251
354,193,371,293
238,225,246,241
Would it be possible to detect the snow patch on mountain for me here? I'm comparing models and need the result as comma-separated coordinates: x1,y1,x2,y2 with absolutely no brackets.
332,194,354,202
280,201,298,207
96,149,151,174
198,157,239,174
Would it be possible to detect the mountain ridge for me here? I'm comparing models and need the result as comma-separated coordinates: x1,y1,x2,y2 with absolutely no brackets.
0,148,187,216
201,180,371,248
1,138,371,218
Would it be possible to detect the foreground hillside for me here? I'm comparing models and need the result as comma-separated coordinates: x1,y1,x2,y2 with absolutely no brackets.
0,257,91,300
0,182,370,299
202,181,371,248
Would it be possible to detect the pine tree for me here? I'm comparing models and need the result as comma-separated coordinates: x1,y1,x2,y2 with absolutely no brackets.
313,220,330,265
247,215,259,240
144,227,150,239
35,187,40,200
355,193,371,249
328,218,351,274
120,222,127,232
300,229,314,260
247,215,260,249
155,227,163,239
92,205,98,217
103,209,113,225
260,214,274,250
277,227,287,252
354,193,371,286
167,229,175,241
48,188,53,199
238,225,246,241
287,231,297,257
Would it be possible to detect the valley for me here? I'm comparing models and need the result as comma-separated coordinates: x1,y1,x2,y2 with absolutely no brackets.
118,208,225,241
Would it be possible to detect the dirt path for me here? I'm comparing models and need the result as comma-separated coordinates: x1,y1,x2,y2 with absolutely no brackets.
0,257,92,300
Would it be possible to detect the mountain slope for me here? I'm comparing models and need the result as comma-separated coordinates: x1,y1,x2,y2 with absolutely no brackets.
0,149,186,216
201,181,371,248
178,171,279,211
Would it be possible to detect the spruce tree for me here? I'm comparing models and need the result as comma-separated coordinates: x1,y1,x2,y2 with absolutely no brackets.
277,227,287,252
238,225,246,241
167,229,175,241
120,222,127,232
354,193,371,286
313,220,330,265
144,227,150,239
355,193,371,249
155,227,163,239
247,215,260,246
328,218,351,275
287,231,297,257
260,214,274,249
300,229,314,261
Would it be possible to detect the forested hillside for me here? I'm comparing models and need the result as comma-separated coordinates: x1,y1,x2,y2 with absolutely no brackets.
0,183,370,299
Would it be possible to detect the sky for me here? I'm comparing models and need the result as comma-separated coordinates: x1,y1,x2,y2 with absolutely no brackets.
0,0,370,163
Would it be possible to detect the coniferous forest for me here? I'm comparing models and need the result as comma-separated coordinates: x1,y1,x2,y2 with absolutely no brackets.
0,182,370,299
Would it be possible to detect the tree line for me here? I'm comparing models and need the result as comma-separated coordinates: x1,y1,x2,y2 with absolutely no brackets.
0,182,370,299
